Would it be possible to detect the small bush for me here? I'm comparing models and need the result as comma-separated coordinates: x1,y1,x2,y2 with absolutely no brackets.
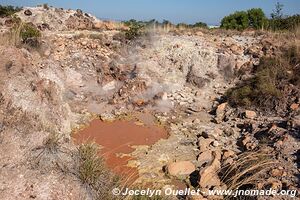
77,143,120,199
176,21,208,29
20,23,41,43
43,3,49,10
10,21,41,47
124,21,145,40
78,143,105,185
192,21,208,28
226,57,285,108
226,46,300,114
269,15,300,31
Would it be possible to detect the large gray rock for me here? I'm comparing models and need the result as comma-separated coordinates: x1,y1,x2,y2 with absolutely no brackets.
217,54,235,81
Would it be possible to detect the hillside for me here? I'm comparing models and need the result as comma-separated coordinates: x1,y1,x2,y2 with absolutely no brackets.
0,5,299,200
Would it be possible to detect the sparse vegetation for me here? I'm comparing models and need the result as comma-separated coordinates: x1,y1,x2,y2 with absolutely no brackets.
0,3,299,200
124,20,145,40
77,143,120,199
221,11,250,31
19,23,41,45
43,3,49,10
29,132,62,168
123,19,207,36
78,143,104,185
221,3,300,31
221,150,277,192
42,132,61,154
10,20,41,47
176,21,208,29
221,9,267,30
226,46,300,114
0,5,21,17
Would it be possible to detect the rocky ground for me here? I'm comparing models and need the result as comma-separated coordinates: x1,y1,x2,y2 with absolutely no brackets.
0,5,299,200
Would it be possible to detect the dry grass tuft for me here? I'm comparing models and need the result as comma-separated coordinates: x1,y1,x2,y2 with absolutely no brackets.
221,150,277,191
42,132,61,154
78,143,105,185
76,143,120,199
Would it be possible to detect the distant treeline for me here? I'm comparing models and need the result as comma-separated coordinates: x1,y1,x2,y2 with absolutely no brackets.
0,5,21,17
123,19,208,29
1,3,299,32
220,3,300,31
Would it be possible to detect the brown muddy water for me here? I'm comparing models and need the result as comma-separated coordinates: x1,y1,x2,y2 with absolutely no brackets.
73,116,168,183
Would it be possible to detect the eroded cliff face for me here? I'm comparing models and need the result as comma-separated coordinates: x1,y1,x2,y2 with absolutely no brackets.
0,6,299,200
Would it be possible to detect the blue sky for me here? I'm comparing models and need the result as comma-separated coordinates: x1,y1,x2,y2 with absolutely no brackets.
1,0,300,25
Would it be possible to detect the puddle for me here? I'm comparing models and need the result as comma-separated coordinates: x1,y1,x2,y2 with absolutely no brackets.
73,116,168,183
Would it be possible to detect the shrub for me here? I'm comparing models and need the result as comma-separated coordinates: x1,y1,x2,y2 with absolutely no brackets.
78,143,105,185
221,11,249,31
269,14,300,31
226,47,300,114
10,21,41,47
77,143,120,199
43,3,49,10
247,8,268,30
0,5,21,17
221,3,300,31
226,85,253,107
20,23,41,42
226,57,285,108
124,20,145,40
176,21,207,29
221,8,268,30
192,21,208,28
176,23,189,29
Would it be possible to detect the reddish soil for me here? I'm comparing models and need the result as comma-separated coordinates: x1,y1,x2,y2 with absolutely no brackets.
73,119,168,183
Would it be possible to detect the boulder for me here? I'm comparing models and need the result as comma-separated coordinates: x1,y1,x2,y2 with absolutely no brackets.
217,55,235,81
102,81,116,91
222,150,235,160
270,168,283,177
24,9,32,16
215,102,227,123
290,103,299,111
244,110,257,119
198,150,213,167
198,138,214,153
167,161,196,177
66,15,94,30
230,44,243,55
198,151,221,188
203,128,223,140
242,135,257,150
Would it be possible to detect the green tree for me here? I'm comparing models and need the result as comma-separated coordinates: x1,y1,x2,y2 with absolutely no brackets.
247,8,268,30
221,11,249,30
271,2,284,19
192,21,208,28
269,2,285,31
